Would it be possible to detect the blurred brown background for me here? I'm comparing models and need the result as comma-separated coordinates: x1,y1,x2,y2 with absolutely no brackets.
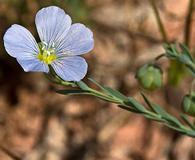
0,0,195,160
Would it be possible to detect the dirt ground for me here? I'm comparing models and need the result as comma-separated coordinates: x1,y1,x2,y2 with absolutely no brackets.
0,0,195,160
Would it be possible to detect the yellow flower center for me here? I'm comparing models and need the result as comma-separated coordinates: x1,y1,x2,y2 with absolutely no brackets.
37,42,57,64
37,52,57,64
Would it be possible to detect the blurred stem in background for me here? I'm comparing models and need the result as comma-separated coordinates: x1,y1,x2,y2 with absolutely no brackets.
149,0,194,86
185,0,194,47
148,0,168,43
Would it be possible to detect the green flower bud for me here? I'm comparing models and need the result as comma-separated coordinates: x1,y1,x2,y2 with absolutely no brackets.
136,64,162,91
182,92,195,117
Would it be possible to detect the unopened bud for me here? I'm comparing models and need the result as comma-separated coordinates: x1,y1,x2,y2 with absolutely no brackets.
136,64,162,91
182,92,195,117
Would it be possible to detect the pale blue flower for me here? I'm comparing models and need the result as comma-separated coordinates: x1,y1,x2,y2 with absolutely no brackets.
3,6,94,81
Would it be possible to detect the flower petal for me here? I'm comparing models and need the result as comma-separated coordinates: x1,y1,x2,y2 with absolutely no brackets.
35,6,71,48
51,56,87,81
17,58,49,73
3,24,39,59
56,23,94,56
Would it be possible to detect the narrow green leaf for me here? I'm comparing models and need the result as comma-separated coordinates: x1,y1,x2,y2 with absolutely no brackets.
141,93,156,112
89,78,128,101
181,114,195,130
124,97,147,113
118,105,140,113
180,43,194,62
153,105,182,127
153,105,166,117
141,93,167,118
165,124,186,133
141,93,182,127
185,63,195,76
88,78,108,92
103,87,128,101
179,54,191,64
76,81,90,91
56,89,89,95
145,114,163,122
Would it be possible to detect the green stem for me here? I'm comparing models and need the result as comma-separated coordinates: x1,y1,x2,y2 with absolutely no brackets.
149,0,168,43
53,76,195,137
184,0,194,47
89,87,195,137
83,85,195,137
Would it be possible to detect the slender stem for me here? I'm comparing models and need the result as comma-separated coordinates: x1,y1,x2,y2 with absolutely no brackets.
185,0,194,47
87,88,195,137
53,75,195,137
149,0,168,43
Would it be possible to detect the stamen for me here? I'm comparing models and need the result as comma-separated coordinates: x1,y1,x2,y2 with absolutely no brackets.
37,42,57,64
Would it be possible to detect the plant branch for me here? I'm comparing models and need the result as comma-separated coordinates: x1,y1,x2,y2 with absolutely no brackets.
53,43,195,138
56,78,195,138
